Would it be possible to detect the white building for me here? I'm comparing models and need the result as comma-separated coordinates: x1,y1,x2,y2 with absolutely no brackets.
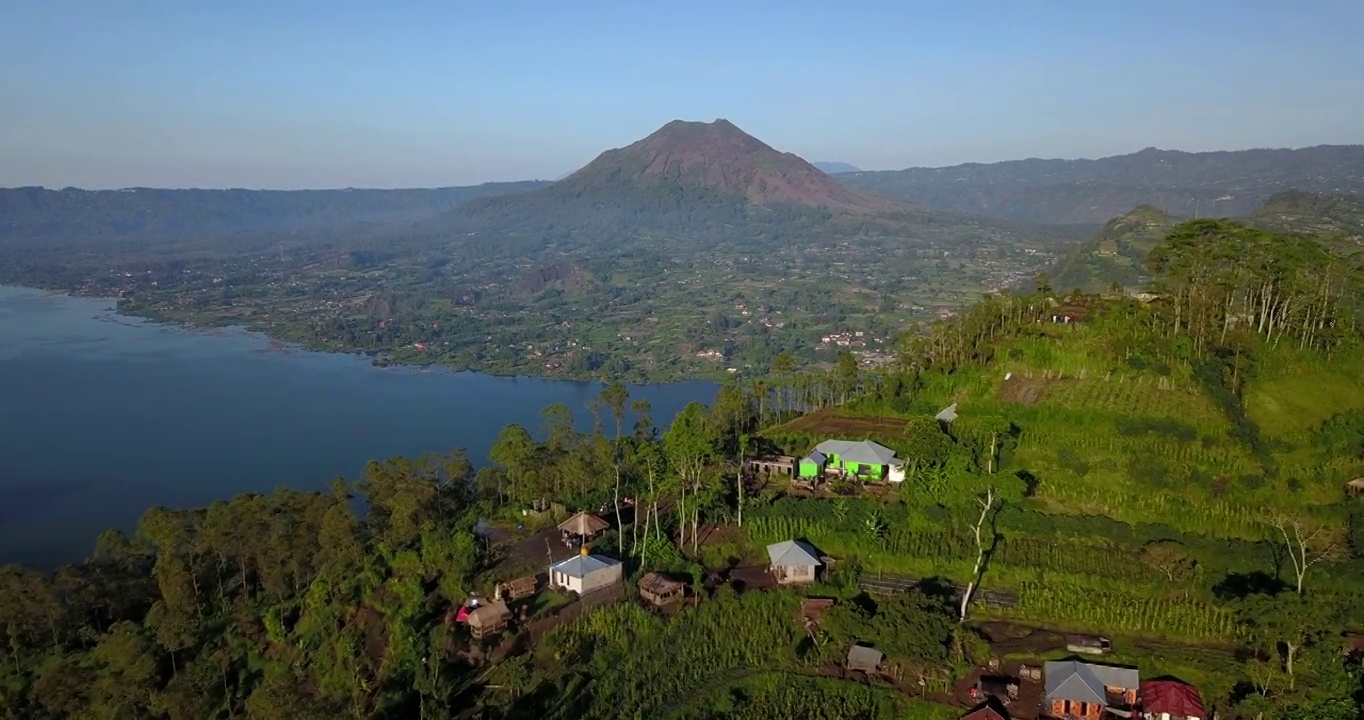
549,550,623,595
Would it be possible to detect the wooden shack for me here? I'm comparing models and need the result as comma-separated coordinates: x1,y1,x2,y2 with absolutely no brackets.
466,600,512,640
638,572,686,607
499,575,539,602
1065,634,1111,655
1347,478,1364,497
847,644,884,675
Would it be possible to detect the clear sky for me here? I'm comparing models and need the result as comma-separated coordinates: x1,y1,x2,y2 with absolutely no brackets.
2,0,1362,189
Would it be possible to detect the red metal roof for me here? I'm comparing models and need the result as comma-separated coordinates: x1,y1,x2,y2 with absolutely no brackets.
960,697,1010,720
1141,679,1205,718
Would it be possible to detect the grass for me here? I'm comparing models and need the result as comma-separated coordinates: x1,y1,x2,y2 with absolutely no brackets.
1248,351,1364,438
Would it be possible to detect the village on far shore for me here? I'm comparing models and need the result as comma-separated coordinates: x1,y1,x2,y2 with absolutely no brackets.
449,424,1220,720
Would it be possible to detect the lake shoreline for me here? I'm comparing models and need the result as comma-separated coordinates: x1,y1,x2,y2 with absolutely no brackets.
0,285,719,569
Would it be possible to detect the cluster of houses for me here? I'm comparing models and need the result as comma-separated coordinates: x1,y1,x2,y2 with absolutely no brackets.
456,433,1217,720
958,659,1207,720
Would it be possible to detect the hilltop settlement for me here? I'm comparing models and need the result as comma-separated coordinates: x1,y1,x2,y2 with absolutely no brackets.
2,123,1364,719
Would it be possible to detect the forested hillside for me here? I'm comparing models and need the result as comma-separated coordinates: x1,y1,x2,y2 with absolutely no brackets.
1046,192,1364,293
4,219,1363,719
836,145,1364,224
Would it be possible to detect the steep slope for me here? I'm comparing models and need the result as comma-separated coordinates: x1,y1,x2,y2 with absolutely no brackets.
436,120,903,247
813,161,861,174
1048,206,1178,292
558,119,892,211
836,145,1364,224
1249,190,1364,240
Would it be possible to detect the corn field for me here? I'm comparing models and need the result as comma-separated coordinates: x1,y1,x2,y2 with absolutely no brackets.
1011,581,1237,641
542,589,803,719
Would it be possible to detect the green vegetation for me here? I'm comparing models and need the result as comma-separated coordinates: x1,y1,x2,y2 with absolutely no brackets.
0,123,1069,382
5,215,1364,718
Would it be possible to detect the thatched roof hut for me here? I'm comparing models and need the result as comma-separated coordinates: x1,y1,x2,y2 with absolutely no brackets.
638,572,686,606
558,511,610,539
466,600,511,639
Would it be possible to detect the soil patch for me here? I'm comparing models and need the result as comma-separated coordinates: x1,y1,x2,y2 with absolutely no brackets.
998,377,1065,405
771,411,907,438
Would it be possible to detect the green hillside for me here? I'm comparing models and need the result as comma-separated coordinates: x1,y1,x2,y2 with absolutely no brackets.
1046,191,1364,293
4,219,1362,720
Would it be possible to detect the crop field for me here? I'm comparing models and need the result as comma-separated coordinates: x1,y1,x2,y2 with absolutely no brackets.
770,411,909,438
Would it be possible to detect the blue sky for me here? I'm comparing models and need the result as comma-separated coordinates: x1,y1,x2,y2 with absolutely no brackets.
2,0,1362,189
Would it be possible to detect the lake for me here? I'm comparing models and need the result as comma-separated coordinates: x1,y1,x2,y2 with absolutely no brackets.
0,286,718,568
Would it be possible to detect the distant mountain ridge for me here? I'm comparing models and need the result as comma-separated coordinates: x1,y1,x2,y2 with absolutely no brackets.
0,182,548,243
813,162,861,174
836,145,1364,224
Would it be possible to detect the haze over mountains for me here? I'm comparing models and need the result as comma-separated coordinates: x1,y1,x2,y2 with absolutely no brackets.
3,130,1362,241
838,144,1364,224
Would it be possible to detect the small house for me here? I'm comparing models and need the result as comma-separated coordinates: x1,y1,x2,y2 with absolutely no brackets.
465,599,512,640
766,539,822,585
798,439,902,481
638,572,686,607
960,697,1011,720
558,511,610,547
1140,678,1206,720
1347,478,1364,497
548,547,623,596
847,644,884,675
1044,661,1138,719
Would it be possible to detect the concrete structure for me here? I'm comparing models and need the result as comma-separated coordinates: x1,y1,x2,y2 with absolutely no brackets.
766,539,822,585
1044,661,1139,720
549,548,623,596
745,455,796,478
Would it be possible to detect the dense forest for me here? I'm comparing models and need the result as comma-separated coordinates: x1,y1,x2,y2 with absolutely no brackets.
5,218,1364,719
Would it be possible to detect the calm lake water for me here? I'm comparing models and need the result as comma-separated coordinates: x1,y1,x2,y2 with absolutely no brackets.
0,286,717,569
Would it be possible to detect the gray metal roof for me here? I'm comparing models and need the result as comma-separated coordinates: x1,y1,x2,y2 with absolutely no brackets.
813,439,898,466
1044,661,1139,704
847,644,883,667
549,553,621,579
935,403,959,422
766,540,822,568
802,450,826,465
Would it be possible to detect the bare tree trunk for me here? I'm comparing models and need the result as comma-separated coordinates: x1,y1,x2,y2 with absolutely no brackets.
613,464,623,557
958,487,997,623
